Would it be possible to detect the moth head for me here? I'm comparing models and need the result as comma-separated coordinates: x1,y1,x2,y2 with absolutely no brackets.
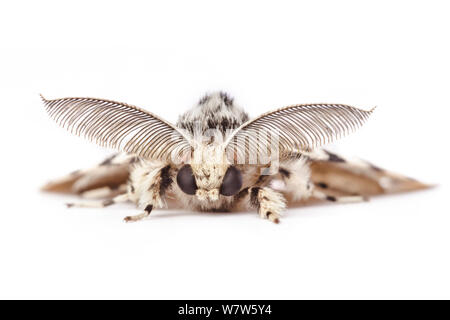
176,163,243,200
176,145,243,201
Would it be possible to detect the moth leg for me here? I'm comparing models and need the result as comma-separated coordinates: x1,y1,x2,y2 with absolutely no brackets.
124,163,173,222
66,193,129,208
123,205,153,222
312,189,368,204
80,184,127,199
314,181,370,200
238,187,286,223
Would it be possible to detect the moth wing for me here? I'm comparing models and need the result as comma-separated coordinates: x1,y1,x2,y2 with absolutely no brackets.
41,153,133,195
307,149,430,196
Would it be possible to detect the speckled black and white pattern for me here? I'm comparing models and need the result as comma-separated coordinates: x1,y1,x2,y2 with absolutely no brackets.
176,91,249,134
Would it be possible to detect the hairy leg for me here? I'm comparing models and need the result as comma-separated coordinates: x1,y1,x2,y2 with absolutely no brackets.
311,189,368,203
237,186,286,223
80,184,127,199
123,205,154,222
66,193,129,208
124,162,174,222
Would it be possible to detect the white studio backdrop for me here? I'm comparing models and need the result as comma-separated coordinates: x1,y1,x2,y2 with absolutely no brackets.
0,0,449,299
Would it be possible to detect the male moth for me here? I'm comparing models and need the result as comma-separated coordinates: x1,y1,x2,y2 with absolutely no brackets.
41,92,428,223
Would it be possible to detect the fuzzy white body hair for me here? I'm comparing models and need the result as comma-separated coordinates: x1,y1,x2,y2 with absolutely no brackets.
177,92,249,135
274,157,313,201
128,160,168,209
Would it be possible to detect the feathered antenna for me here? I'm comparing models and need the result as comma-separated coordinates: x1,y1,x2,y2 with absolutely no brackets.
225,103,375,163
41,95,193,162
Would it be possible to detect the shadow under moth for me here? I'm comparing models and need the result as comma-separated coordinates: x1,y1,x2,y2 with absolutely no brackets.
41,92,429,223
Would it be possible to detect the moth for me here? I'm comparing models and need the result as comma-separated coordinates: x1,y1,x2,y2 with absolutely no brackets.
41,92,428,223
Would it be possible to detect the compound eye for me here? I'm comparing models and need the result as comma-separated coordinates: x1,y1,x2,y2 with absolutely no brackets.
176,165,198,195
220,166,243,196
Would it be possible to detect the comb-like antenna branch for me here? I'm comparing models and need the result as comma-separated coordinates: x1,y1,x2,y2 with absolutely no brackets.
225,103,375,164
41,95,193,162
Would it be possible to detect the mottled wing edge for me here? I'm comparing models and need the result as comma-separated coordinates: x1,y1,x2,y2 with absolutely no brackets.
41,153,133,194
307,149,432,196
41,95,193,162
225,103,375,164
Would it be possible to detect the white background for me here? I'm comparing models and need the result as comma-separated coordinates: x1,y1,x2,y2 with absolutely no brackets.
0,0,448,299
